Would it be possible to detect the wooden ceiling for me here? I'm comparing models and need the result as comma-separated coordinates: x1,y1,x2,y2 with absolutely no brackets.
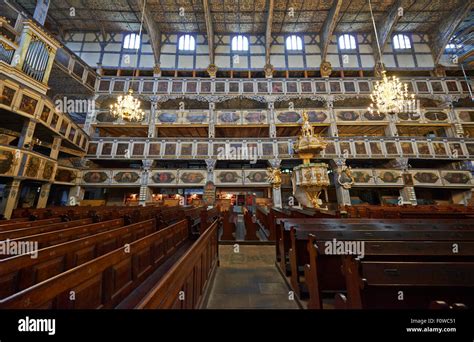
9,0,471,34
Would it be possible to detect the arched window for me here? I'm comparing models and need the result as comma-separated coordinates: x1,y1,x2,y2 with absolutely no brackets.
123,33,141,50
178,34,196,51
446,42,462,51
286,35,303,51
393,34,411,50
338,34,356,50
231,35,249,51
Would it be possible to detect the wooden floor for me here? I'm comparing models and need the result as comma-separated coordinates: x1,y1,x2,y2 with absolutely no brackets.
204,245,300,309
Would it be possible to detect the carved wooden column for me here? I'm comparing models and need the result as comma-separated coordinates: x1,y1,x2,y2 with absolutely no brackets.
18,119,36,150
269,158,282,208
139,159,153,206
0,179,21,219
36,182,51,208
396,158,417,206
331,158,352,208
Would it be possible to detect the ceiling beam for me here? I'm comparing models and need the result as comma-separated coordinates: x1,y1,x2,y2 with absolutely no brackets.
373,0,402,62
137,0,161,67
430,0,473,65
265,0,274,65
321,0,343,62
203,0,215,65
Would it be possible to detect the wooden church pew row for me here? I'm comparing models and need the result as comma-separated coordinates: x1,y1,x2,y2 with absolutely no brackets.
0,219,157,299
286,227,474,299
0,219,190,309
200,207,220,235
335,258,474,309
0,218,62,232
256,206,272,240
272,207,340,261
277,219,474,276
244,209,259,241
0,218,30,226
304,236,474,309
3,218,125,253
136,220,219,309
346,205,474,219
0,218,94,241
157,206,186,228
277,218,474,231
221,210,236,241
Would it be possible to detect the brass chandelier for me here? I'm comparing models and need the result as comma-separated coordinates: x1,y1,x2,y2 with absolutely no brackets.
110,89,145,122
368,0,416,115
110,0,147,122
368,71,416,115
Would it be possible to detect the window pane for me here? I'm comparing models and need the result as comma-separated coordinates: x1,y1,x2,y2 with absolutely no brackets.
232,35,248,51
179,35,195,51
339,34,356,50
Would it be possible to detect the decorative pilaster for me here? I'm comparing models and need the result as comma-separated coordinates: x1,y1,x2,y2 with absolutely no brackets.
385,114,399,137
268,158,282,208
149,97,158,138
68,185,84,206
326,97,338,137
36,182,52,208
139,159,153,206
50,136,62,160
395,158,417,206
83,95,99,137
209,102,216,139
205,158,217,182
0,179,21,219
18,119,36,149
331,158,352,208
445,99,464,138
268,102,276,138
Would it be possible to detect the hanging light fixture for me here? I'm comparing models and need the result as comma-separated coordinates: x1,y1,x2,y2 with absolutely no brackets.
110,89,145,122
110,0,147,122
367,0,416,115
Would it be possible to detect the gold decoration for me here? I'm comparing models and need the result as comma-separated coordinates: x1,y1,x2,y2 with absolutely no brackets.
292,111,330,209
110,89,145,122
320,60,332,78
264,63,274,78
294,111,327,163
267,167,282,189
207,64,218,78
293,163,330,208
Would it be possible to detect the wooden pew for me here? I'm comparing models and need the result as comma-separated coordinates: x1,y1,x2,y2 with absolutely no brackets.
284,222,474,299
221,210,236,241
0,219,157,299
336,257,474,309
4,218,125,252
136,219,219,309
256,206,272,240
305,237,474,309
273,207,339,265
244,209,258,241
0,218,93,240
0,220,190,309
0,218,62,232
200,207,220,234
0,218,30,225
278,218,474,277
